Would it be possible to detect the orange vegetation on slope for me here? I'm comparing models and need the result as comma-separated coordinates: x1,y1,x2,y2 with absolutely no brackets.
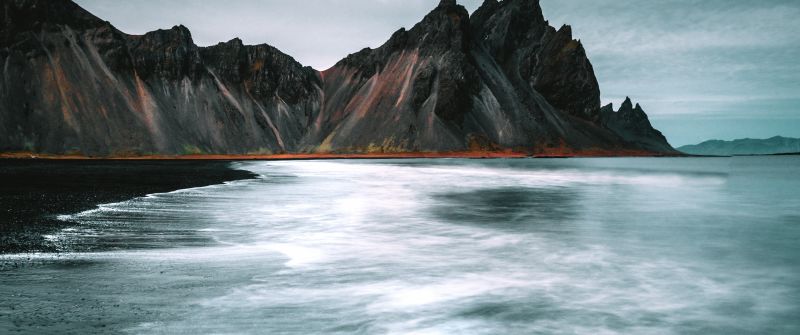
0,149,681,161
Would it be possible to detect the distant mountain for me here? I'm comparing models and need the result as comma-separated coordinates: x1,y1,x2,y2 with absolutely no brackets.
678,137,800,156
0,0,676,156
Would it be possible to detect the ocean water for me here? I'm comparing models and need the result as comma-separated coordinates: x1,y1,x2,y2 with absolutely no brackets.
1,157,799,334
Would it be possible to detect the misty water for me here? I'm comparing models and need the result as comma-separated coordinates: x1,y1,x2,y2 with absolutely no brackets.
2,157,799,334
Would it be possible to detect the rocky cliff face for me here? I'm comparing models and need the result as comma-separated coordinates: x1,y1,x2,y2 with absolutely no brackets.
471,0,600,120
303,0,482,152
1,0,318,155
0,0,676,156
599,97,673,153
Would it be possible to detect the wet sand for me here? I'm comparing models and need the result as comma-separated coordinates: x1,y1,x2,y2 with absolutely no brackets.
0,149,678,253
0,160,256,253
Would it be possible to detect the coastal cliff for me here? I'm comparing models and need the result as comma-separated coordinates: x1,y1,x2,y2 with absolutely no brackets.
0,0,677,156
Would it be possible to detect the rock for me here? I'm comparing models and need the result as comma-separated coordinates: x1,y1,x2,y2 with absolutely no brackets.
126,25,203,81
599,97,674,152
471,0,600,120
304,0,480,152
0,0,677,156
0,0,320,155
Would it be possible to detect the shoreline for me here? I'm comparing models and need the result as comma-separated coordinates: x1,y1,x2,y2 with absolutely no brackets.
0,161,257,254
0,150,687,254
0,150,682,160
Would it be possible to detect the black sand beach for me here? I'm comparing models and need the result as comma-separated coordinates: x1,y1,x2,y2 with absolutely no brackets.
0,160,256,254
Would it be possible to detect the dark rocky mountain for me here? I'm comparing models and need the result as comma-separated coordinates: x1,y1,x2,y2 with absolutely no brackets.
678,136,800,156
0,0,676,156
1,0,318,156
599,97,673,153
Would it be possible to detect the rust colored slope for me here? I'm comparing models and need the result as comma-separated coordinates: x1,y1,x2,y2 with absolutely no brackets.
0,149,681,161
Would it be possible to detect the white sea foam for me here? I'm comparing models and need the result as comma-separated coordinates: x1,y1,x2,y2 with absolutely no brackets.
6,158,798,334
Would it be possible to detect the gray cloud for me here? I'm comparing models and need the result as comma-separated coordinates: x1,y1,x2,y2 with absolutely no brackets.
74,0,799,146
537,0,800,145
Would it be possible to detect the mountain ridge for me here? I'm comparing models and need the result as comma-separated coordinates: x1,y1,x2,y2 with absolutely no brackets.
0,0,677,156
678,136,800,156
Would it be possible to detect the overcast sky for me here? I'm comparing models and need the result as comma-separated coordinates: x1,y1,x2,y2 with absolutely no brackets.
74,0,800,146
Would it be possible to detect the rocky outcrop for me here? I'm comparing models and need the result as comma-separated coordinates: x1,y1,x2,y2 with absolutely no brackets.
471,0,600,120
0,0,318,155
0,0,676,156
599,97,673,153
303,0,482,152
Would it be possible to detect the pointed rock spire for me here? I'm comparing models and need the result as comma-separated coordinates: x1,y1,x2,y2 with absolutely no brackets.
621,97,634,110
439,0,458,8
558,24,573,37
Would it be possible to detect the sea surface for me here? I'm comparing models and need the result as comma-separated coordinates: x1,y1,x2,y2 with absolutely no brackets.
1,157,799,334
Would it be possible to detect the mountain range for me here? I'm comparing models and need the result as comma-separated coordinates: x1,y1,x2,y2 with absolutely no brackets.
678,136,800,156
0,0,676,156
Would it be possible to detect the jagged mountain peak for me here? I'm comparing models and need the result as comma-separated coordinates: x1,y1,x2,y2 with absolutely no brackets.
616,98,646,115
133,24,194,44
2,0,105,27
430,0,468,17
557,24,573,36
1,0,113,48
0,0,676,156
438,0,458,8
472,0,545,22
608,97,646,116
409,0,471,53
471,0,600,120
621,96,634,110
172,24,192,36
330,0,471,74
227,37,244,45
598,97,672,152
126,24,202,80
200,37,320,104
